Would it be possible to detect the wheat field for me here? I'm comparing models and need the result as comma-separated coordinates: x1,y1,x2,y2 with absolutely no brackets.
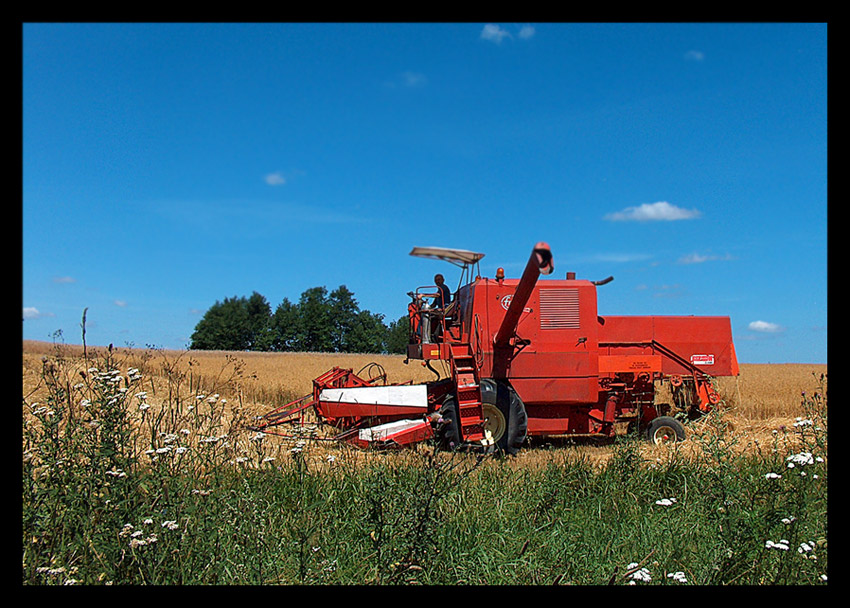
23,340,826,460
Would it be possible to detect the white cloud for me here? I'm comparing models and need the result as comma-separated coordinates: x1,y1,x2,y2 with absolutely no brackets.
748,320,783,333
114,299,127,308
481,24,511,44
52,276,76,284
604,201,702,222
265,172,286,186
678,252,734,264
685,50,705,61
401,71,427,87
518,25,536,40
593,252,652,263
23,307,42,320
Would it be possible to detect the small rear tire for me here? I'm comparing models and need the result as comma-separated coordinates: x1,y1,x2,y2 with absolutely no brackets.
645,416,686,444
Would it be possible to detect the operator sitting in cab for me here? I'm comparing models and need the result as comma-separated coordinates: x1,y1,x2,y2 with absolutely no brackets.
429,274,454,343
434,274,451,310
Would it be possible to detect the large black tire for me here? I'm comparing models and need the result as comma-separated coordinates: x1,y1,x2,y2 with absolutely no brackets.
645,416,686,444
479,379,528,455
437,397,462,450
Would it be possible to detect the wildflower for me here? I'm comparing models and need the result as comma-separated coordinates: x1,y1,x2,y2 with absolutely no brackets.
175,446,189,454
139,403,151,411
655,498,677,507
262,456,275,463
786,452,816,469
180,428,191,435
781,516,796,525
793,417,813,428
80,399,91,408
667,571,688,584
155,446,172,455
143,518,153,525
765,472,782,480
131,530,143,538
129,538,147,549
765,539,790,551
626,563,652,584
161,520,179,531
326,454,336,464
233,456,247,464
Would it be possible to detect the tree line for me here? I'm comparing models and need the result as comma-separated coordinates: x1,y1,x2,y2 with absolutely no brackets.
189,286,410,354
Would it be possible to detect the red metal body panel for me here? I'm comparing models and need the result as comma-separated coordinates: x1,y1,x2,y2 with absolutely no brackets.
598,315,738,377
469,278,601,406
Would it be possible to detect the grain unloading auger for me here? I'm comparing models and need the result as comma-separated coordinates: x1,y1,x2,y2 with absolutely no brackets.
251,242,739,452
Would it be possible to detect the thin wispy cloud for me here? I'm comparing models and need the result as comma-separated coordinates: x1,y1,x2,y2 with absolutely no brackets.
604,201,702,222
154,198,374,238
114,299,127,308
401,71,427,87
23,306,48,320
481,24,511,44
678,252,734,264
264,171,286,186
749,320,783,333
518,25,536,40
481,23,536,44
384,71,428,89
52,276,76,284
592,252,652,263
685,50,705,61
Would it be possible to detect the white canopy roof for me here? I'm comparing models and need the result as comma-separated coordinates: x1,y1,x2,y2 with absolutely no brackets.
409,246,485,265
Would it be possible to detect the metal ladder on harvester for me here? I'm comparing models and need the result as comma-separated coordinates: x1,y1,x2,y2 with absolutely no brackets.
449,343,486,444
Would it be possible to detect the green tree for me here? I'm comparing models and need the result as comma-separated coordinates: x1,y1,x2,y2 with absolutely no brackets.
246,291,273,351
385,314,410,355
189,296,252,351
269,297,299,352
328,285,360,352
294,286,333,352
346,310,389,354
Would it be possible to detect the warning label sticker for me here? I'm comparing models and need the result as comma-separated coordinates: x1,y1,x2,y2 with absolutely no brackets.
691,354,715,365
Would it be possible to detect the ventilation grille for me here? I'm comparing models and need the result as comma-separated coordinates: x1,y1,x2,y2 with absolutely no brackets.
539,288,580,329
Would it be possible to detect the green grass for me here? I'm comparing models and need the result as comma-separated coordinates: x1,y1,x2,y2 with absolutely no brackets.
22,347,828,585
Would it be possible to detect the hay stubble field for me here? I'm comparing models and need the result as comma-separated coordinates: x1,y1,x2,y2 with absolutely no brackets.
22,339,827,465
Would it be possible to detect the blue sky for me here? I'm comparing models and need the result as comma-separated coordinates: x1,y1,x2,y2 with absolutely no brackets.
22,22,827,363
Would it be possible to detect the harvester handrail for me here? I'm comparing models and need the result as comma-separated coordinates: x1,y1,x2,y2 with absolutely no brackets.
598,339,712,381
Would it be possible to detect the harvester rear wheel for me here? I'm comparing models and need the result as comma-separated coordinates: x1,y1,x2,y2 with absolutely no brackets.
480,379,528,455
645,416,686,444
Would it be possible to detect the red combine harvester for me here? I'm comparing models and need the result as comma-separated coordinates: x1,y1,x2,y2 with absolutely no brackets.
252,243,739,453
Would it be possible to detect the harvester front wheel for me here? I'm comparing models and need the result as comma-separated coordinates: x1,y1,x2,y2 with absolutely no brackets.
437,397,462,450
479,379,528,455
645,416,686,444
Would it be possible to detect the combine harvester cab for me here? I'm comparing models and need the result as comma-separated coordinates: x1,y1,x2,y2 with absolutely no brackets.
252,243,739,452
